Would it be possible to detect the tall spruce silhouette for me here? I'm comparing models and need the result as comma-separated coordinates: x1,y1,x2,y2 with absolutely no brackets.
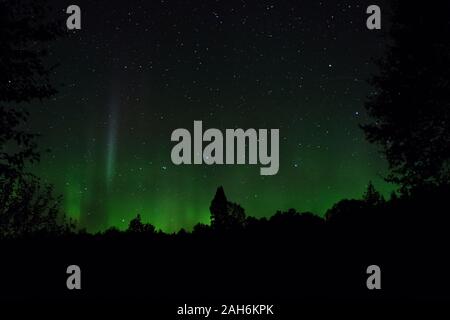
210,186,245,231
0,0,70,238
363,181,384,206
210,186,229,230
361,2,450,191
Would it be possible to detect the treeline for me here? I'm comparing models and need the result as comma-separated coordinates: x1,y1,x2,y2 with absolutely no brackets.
61,181,450,245
87,183,382,238
2,1,450,241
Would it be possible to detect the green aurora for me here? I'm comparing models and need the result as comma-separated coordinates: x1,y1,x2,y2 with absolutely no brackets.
31,87,393,232
26,0,393,233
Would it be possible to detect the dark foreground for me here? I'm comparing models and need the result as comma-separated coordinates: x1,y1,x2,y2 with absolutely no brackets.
1,188,450,317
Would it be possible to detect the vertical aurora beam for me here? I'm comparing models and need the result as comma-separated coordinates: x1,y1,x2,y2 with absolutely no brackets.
106,92,119,190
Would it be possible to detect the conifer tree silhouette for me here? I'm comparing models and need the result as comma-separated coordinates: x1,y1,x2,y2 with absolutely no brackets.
363,181,384,206
210,186,229,230
210,186,246,231
361,2,450,190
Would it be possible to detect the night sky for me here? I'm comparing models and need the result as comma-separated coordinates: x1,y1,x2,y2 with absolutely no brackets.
29,0,393,232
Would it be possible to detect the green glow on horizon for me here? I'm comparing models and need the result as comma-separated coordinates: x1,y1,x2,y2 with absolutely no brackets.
34,135,393,233
26,0,394,233
64,179,82,222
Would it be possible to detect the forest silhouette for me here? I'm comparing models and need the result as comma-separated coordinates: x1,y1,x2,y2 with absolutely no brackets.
1,0,450,303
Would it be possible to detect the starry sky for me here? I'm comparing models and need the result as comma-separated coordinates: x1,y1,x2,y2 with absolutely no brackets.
29,0,393,232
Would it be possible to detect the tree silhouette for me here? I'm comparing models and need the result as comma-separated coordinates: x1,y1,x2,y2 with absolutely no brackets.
210,186,246,231
0,0,69,238
210,186,228,229
361,2,450,191
128,214,156,234
325,199,365,225
363,181,384,206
